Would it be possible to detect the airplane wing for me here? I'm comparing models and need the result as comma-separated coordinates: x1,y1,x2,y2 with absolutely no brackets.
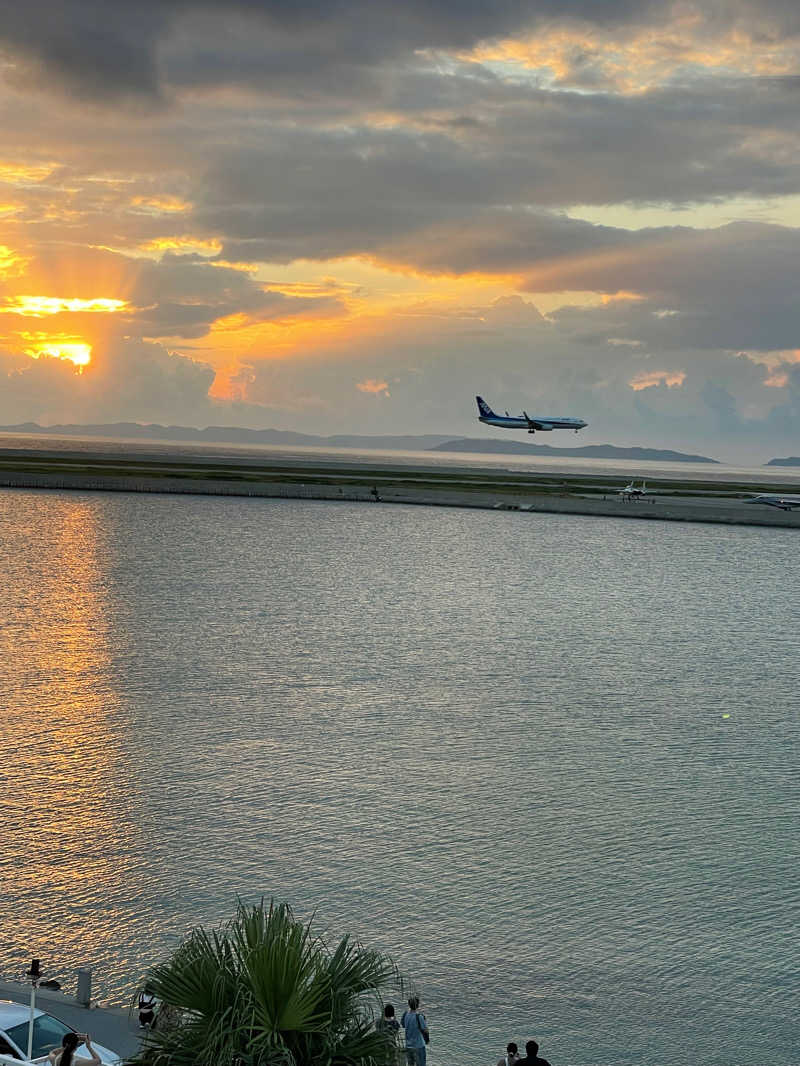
522,412,553,431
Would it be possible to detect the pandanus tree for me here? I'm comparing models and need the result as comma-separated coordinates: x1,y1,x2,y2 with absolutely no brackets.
135,900,402,1066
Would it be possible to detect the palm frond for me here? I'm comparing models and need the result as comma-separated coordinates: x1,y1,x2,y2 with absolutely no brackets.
132,900,406,1066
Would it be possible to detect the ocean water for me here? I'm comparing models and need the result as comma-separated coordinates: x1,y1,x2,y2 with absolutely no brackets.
0,488,798,1066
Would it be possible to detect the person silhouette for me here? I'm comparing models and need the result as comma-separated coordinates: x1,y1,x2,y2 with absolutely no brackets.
516,1039,551,1066
376,1004,402,1064
138,987,157,1030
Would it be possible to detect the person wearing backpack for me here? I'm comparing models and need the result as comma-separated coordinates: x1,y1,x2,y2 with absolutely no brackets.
401,995,430,1066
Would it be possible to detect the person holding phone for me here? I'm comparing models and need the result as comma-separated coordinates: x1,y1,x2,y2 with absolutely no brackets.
48,1032,101,1066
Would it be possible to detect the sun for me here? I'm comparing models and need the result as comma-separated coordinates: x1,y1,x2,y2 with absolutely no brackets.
28,340,92,368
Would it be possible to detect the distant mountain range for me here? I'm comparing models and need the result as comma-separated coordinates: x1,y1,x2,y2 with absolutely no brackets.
0,421,720,463
0,421,454,451
765,456,800,466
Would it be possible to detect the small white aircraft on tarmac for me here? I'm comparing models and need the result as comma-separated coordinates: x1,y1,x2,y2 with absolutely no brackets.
476,396,587,434
746,493,800,511
618,480,647,500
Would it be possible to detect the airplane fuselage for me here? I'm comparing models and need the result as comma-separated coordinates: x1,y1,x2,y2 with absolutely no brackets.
478,414,587,432
747,494,800,511
476,396,587,434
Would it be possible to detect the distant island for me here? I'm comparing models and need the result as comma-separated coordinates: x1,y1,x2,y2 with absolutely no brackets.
0,421,719,463
765,457,800,467
431,437,719,463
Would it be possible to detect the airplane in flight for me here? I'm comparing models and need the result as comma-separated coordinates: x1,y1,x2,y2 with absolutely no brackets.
746,493,800,511
476,396,587,434
618,480,647,500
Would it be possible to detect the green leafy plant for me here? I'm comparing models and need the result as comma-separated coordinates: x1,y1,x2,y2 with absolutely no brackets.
134,900,403,1066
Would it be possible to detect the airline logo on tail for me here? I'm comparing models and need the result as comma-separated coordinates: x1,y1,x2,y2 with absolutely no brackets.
476,396,495,418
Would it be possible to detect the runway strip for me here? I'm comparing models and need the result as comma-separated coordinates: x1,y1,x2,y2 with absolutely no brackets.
0,452,798,529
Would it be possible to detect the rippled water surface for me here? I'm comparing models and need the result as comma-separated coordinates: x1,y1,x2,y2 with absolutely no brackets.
1,489,798,1066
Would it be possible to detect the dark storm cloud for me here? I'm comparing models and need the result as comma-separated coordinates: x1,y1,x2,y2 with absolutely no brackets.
6,0,795,102
0,0,640,101
183,71,800,267
4,65,798,275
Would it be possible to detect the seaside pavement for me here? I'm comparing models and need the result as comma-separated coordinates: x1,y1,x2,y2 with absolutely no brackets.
0,980,142,1063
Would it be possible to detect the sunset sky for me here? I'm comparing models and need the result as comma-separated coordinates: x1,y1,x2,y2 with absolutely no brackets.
2,0,800,460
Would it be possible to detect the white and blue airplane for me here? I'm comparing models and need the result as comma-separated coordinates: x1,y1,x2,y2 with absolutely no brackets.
619,479,647,500
476,395,587,434
746,493,800,511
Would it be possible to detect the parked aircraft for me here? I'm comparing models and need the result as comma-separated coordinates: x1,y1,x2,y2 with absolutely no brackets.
619,480,647,500
476,396,587,434
746,493,800,511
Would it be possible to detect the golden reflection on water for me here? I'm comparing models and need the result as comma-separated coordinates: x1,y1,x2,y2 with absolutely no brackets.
0,493,141,987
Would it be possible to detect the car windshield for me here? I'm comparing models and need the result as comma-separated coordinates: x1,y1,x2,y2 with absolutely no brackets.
5,1015,73,1060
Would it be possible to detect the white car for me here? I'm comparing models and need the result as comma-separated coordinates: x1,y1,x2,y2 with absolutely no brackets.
0,1001,121,1066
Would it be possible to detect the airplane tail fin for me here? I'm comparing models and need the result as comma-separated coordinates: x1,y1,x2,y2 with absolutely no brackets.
476,395,496,418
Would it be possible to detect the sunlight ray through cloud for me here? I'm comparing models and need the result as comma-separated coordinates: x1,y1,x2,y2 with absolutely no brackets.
26,339,92,367
0,296,128,316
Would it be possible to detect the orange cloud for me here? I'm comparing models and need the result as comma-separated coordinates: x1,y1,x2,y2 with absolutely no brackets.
629,369,686,391
601,291,646,305
0,245,27,278
131,195,191,214
463,16,800,94
138,236,222,256
764,370,788,387
0,161,55,185
356,378,390,396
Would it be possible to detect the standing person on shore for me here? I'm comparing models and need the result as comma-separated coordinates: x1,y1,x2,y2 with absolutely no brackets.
138,986,158,1029
401,995,429,1066
376,1003,402,1063
497,1041,521,1066
48,1033,101,1066
515,1039,551,1066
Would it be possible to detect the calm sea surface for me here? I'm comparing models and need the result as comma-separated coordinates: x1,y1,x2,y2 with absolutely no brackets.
1,488,798,1066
